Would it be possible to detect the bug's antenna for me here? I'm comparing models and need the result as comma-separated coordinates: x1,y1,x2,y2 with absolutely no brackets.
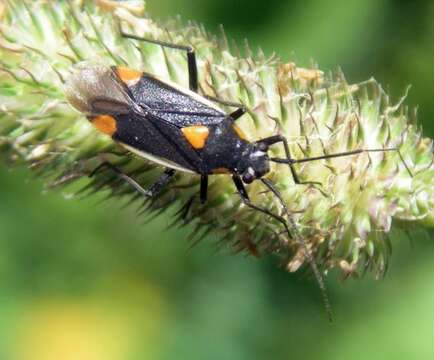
260,178,333,322
271,147,413,177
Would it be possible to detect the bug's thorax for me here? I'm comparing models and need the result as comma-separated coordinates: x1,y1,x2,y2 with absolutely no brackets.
202,122,270,180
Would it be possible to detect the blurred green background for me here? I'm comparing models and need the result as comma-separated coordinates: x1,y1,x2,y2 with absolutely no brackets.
1,0,434,359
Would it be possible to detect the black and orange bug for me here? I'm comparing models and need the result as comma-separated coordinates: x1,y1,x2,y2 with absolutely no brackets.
65,28,413,320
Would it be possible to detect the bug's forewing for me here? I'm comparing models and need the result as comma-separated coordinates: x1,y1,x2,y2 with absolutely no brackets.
113,111,205,173
130,74,227,127
64,62,133,115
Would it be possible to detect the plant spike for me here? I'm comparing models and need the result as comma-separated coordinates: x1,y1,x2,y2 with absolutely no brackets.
0,0,432,283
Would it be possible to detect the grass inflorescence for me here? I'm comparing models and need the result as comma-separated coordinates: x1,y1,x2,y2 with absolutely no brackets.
0,0,432,282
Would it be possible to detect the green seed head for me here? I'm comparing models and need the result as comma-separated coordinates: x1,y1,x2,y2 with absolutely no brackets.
0,0,432,279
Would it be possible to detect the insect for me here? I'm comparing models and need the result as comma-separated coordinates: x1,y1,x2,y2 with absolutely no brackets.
65,29,413,320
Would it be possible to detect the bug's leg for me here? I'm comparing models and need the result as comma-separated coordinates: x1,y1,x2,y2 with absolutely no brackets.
203,95,245,109
204,95,246,122
229,107,246,122
265,135,414,178
119,30,198,92
237,174,333,320
145,168,177,197
90,162,176,198
120,26,248,119
259,135,322,186
200,175,208,204
89,161,115,178
260,177,332,321
232,174,293,238
204,95,246,116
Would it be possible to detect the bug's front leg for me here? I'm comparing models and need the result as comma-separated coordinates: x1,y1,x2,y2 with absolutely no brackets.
232,174,293,238
203,95,246,121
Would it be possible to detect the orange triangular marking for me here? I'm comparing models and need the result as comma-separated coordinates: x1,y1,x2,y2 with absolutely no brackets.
182,126,210,149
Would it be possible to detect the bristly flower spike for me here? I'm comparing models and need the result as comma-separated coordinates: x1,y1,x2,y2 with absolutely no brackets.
0,0,433,306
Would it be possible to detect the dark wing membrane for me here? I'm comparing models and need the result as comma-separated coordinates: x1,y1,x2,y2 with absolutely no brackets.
113,111,204,173
130,74,227,127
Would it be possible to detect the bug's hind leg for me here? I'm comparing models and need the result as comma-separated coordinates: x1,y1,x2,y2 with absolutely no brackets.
90,162,176,198
119,29,198,92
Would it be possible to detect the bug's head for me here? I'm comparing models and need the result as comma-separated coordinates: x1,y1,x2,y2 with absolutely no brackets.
239,142,270,184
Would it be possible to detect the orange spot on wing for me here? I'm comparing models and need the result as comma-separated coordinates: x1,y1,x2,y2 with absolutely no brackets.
90,115,117,136
232,124,247,140
182,126,209,149
115,66,142,86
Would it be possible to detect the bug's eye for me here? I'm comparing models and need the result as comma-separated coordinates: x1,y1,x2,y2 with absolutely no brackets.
242,172,255,184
